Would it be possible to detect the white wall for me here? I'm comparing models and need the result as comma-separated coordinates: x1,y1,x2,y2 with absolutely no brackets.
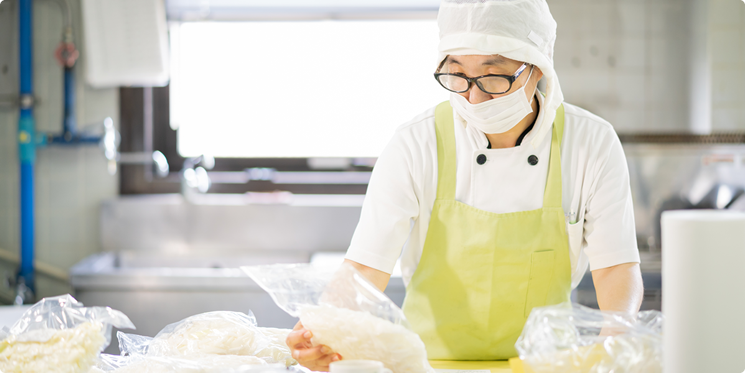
0,0,118,302
551,0,689,132
710,0,745,131
550,0,744,133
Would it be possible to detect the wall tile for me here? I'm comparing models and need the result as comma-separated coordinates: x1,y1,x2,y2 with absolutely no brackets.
648,1,689,38
615,70,648,106
613,107,647,133
712,107,742,131
616,36,647,71
616,1,647,38
712,67,742,105
710,0,745,131
711,29,744,68
586,2,614,36
709,0,744,29
0,0,117,301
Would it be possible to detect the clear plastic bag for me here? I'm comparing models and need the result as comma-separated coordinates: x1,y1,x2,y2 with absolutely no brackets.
243,262,434,373
93,353,288,373
515,303,663,373
114,311,296,368
0,294,134,373
93,353,130,371
116,332,152,356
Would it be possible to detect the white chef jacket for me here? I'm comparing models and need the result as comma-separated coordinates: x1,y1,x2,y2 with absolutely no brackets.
345,93,640,289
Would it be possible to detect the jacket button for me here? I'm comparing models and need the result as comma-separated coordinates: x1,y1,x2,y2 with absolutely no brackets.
528,155,538,166
476,154,487,165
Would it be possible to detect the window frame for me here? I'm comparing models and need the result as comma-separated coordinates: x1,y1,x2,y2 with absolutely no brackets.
119,10,439,195
119,84,374,195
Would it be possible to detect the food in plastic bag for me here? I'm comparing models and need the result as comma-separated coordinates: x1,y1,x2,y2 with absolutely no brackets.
0,294,134,373
116,311,295,367
243,263,435,373
515,303,663,373
256,327,293,349
300,304,431,373
1,322,104,373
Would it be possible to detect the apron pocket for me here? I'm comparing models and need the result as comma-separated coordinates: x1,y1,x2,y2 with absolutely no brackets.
524,250,556,317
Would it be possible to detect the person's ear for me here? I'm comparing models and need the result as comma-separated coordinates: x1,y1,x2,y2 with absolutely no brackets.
533,67,544,84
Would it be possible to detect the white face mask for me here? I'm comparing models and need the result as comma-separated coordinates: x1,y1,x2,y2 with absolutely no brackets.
449,67,537,134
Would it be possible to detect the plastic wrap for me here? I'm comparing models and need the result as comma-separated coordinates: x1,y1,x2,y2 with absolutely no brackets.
243,263,434,373
112,311,296,370
92,354,285,373
0,294,134,373
256,327,294,349
116,332,152,356
515,303,663,373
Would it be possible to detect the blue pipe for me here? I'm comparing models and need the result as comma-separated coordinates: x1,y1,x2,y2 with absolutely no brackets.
18,0,36,295
62,66,76,138
48,66,100,144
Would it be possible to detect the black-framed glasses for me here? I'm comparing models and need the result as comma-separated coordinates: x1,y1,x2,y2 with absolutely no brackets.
434,63,529,95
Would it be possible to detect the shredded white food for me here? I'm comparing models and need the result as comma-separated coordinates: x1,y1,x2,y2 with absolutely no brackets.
299,305,434,373
257,327,292,348
0,321,105,373
146,312,295,367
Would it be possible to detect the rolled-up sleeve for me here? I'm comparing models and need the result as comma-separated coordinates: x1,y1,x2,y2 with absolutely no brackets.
345,127,421,275
583,130,640,271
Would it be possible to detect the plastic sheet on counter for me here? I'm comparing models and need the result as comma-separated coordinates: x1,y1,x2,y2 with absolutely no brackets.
515,303,663,373
0,294,134,373
243,262,434,373
92,353,290,373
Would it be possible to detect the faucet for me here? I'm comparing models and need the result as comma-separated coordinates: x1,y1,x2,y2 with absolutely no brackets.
182,154,215,199
102,117,170,178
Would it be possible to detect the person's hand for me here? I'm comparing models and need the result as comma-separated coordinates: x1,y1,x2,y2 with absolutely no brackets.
286,321,341,372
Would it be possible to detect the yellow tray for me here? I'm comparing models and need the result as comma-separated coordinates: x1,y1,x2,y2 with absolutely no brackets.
428,359,526,373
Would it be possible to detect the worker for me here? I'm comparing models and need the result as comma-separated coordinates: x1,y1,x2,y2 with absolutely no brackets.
288,0,643,369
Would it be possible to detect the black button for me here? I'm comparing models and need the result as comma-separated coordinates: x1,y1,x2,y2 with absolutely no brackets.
528,155,539,166
476,154,487,165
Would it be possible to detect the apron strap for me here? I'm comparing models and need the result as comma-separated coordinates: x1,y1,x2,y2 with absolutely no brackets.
434,101,457,200
542,104,565,209
434,101,566,206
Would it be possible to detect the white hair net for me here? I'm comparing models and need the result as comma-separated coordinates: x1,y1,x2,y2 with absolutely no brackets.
437,0,563,148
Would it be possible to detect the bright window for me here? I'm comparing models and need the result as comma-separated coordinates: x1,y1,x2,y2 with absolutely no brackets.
170,20,447,158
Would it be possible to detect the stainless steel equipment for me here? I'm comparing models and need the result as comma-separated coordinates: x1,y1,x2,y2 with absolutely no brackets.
573,142,745,311
624,143,745,252
98,193,366,253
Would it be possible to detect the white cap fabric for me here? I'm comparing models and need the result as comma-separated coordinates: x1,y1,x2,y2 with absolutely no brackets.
437,0,563,148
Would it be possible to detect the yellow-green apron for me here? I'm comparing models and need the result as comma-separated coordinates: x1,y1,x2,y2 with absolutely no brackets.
401,101,571,360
